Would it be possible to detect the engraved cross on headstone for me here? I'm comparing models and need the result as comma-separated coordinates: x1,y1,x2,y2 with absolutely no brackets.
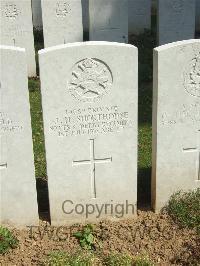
72,139,112,198
183,130,200,181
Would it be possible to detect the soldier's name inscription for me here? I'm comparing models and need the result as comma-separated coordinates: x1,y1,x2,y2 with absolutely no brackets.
49,105,134,137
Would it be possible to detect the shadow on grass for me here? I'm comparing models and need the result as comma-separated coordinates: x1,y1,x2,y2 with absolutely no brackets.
137,167,151,210
36,177,50,222
33,29,44,75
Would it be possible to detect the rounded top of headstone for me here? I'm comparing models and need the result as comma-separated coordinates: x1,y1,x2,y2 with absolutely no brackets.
38,41,136,55
0,45,25,52
154,39,200,52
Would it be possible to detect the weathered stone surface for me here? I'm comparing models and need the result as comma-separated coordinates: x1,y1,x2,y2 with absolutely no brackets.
157,0,195,45
128,0,151,35
89,0,128,43
41,0,83,47
0,0,36,77
152,39,200,211
0,45,38,228
39,42,138,225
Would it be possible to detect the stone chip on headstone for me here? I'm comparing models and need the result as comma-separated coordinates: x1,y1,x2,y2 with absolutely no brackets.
41,0,83,47
89,0,128,43
0,45,39,227
157,0,196,45
152,39,200,211
39,42,138,225
0,0,36,77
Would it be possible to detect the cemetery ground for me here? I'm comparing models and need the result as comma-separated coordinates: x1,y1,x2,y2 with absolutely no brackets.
0,30,200,265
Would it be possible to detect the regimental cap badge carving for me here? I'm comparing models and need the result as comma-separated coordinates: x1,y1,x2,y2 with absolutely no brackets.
68,58,113,103
171,0,183,11
184,53,200,98
56,1,71,17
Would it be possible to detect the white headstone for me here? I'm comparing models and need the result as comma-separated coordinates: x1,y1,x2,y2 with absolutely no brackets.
32,0,43,30
39,42,138,225
196,0,200,32
128,0,151,35
41,0,83,47
0,0,36,77
0,45,39,228
89,0,128,43
157,0,196,45
152,39,200,211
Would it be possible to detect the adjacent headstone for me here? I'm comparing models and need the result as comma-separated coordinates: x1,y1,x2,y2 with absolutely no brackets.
152,39,200,211
39,42,138,225
157,0,196,45
32,0,43,30
89,0,128,43
0,45,39,227
128,0,151,35
0,0,36,77
196,0,200,32
41,0,83,47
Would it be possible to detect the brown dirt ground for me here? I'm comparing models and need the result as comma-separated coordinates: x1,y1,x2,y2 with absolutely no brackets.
0,211,199,266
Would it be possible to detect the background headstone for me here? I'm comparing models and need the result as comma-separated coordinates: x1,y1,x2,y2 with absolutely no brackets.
152,39,200,211
157,0,196,45
89,0,128,43
39,42,138,225
0,0,36,77
128,0,151,35
32,0,43,30
196,0,200,32
0,45,39,228
41,0,83,47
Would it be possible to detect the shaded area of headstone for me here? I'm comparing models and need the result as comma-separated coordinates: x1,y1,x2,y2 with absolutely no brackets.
89,0,128,43
157,0,196,45
196,0,200,33
128,0,151,35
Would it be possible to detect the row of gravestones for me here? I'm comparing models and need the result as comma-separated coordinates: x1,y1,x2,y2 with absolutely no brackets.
1,39,199,228
33,0,152,36
1,0,200,78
